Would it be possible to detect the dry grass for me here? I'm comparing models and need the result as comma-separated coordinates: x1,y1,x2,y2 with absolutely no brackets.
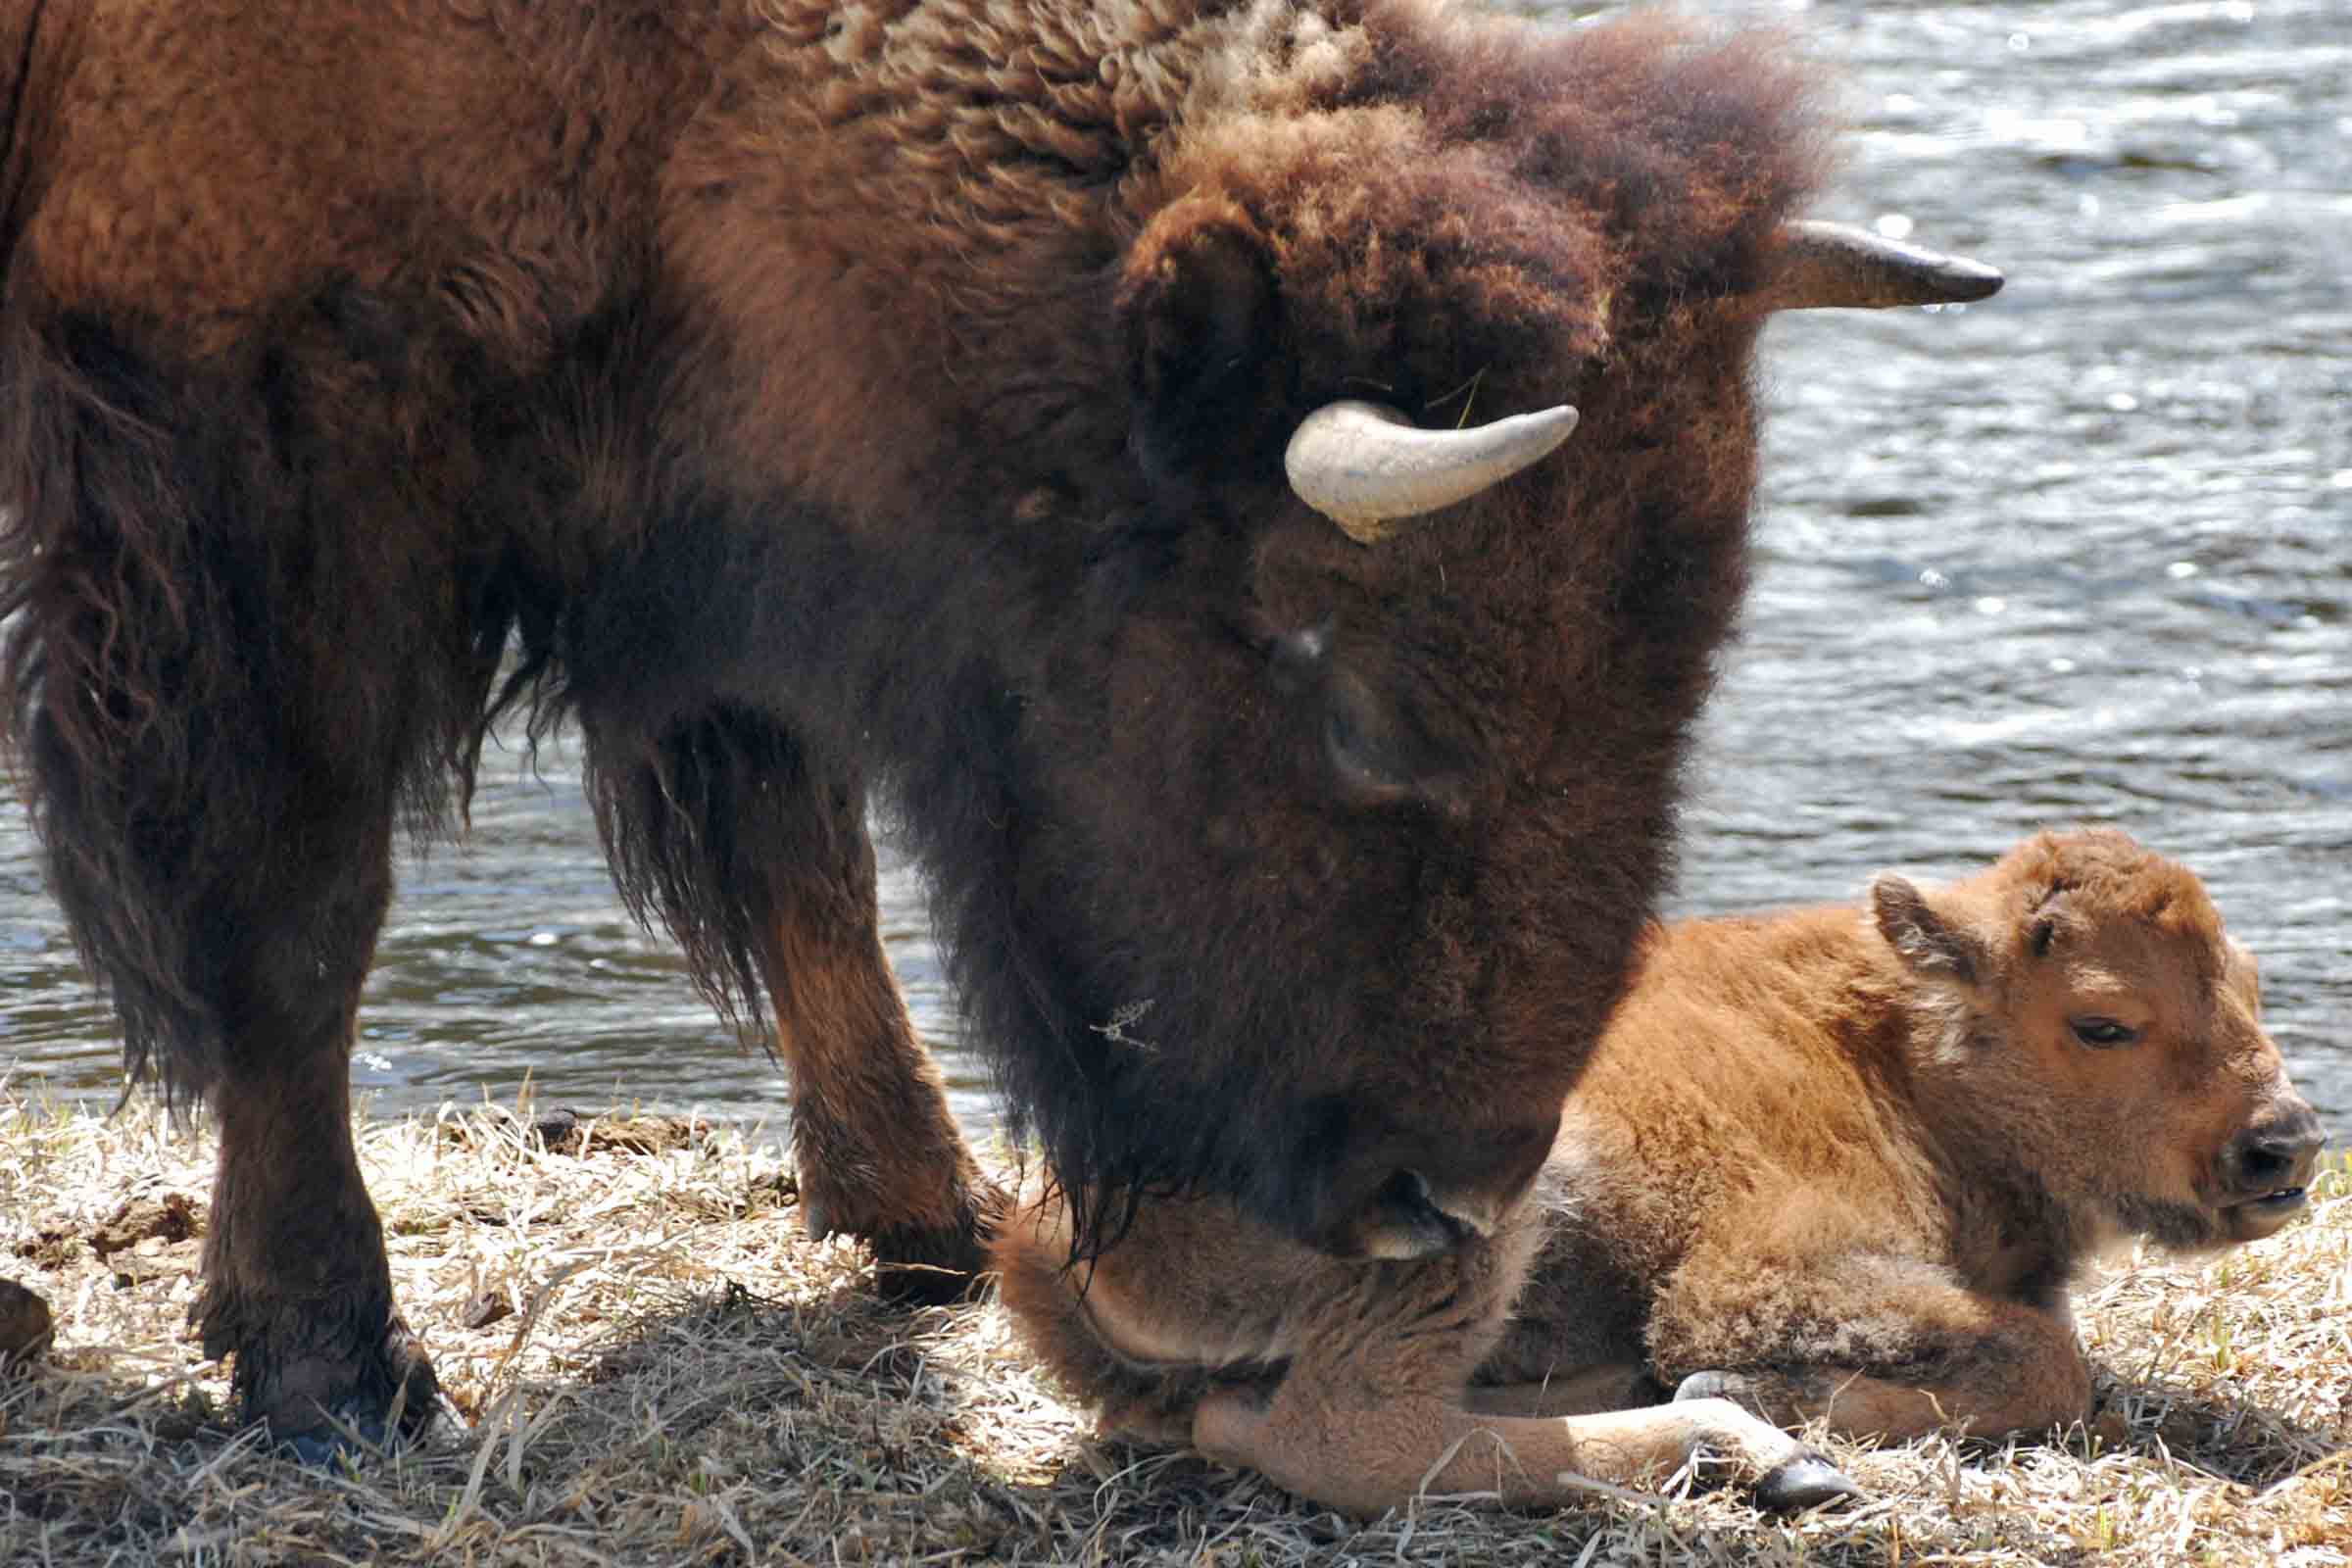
2,1089,2346,1567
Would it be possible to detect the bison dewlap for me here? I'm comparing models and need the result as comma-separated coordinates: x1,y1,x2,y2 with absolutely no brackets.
1,0,1995,1453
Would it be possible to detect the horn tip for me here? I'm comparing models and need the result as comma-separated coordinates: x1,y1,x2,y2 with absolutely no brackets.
1930,256,2005,304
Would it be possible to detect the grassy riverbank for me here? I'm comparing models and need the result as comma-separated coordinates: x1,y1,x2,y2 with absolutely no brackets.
2,1090,2345,1566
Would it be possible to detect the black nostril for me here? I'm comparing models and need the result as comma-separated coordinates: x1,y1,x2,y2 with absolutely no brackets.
1377,1168,1432,1209
2234,1141,2294,1187
2230,1112,2327,1193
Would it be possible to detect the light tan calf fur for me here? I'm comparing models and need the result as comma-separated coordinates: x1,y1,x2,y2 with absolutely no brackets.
995,1184,1854,1517
994,830,2323,1508
1492,827,2324,1443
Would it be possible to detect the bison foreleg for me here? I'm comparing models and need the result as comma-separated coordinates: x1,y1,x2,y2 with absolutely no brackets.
198,1045,439,1457
585,708,1000,1298
748,760,1003,1298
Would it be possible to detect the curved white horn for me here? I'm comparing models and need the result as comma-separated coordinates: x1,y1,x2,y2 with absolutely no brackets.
1285,400,1580,544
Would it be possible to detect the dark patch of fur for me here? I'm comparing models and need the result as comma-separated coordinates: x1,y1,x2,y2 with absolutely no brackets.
0,289,523,1101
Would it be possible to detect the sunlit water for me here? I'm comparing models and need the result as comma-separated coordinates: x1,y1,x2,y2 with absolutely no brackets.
3,0,2344,1143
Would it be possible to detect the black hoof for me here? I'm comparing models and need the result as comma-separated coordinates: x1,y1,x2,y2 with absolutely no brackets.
249,1319,445,1464
275,1381,465,1465
869,1208,999,1304
812,1175,1005,1304
1755,1454,1864,1514
278,1401,394,1467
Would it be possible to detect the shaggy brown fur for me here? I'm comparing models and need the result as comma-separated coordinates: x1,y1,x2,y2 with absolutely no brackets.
997,831,2321,1510
1,0,1916,1446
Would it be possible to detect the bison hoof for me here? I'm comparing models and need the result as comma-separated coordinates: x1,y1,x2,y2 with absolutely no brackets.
0,1278,55,1366
1755,1454,1864,1514
800,1169,1005,1304
867,1198,1004,1304
257,1321,446,1463
276,1388,457,1467
277,1401,400,1467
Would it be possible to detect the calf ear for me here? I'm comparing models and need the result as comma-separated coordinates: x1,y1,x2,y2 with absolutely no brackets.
1119,195,1280,492
1871,874,1984,986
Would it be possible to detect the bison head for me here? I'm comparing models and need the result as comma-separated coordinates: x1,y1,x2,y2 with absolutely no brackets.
1872,828,2326,1252
678,4,2000,1262
936,11,2006,1262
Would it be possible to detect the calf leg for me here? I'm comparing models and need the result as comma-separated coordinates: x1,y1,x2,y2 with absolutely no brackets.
587,710,996,1298
1465,1365,1664,1419
996,1183,1854,1516
1650,1250,2095,1442
1195,1380,1851,1517
1186,1264,1851,1517
1665,1315,2093,1443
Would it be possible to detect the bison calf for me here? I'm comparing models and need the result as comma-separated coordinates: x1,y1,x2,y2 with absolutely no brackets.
1498,827,2325,1443
997,830,2321,1510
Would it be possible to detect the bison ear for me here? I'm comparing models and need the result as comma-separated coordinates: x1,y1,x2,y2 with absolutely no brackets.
1871,874,1984,987
1119,195,1280,493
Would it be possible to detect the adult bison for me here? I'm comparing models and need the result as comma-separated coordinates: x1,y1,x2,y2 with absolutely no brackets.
0,0,1997,1449
996,830,2325,1513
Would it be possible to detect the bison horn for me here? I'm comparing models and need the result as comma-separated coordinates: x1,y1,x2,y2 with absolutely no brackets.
1751,220,2005,313
1285,400,1581,543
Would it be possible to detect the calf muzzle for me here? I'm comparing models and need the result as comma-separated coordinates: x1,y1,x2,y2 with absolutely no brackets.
2219,1100,2327,1230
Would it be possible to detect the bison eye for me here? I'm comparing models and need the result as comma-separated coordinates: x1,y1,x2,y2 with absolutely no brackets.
2071,1017,2138,1049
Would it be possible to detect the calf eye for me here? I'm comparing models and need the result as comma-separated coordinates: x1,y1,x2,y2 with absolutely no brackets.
2070,1017,2138,1049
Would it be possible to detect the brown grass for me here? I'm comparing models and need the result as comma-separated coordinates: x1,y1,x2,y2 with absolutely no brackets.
2,1088,2345,1567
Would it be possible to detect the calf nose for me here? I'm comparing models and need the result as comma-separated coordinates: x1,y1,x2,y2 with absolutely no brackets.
2224,1102,2326,1196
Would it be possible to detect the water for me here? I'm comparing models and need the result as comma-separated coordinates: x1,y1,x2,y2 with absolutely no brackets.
3,0,2345,1137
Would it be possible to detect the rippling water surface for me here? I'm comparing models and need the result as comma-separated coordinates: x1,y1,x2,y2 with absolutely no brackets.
3,0,2345,1137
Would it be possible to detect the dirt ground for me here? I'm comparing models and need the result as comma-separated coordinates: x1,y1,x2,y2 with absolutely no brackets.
3,1090,2345,1566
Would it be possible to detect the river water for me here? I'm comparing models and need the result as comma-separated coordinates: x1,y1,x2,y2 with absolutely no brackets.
2,0,2344,1141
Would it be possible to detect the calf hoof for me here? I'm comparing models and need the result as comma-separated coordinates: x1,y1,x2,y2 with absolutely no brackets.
1755,1454,1863,1514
